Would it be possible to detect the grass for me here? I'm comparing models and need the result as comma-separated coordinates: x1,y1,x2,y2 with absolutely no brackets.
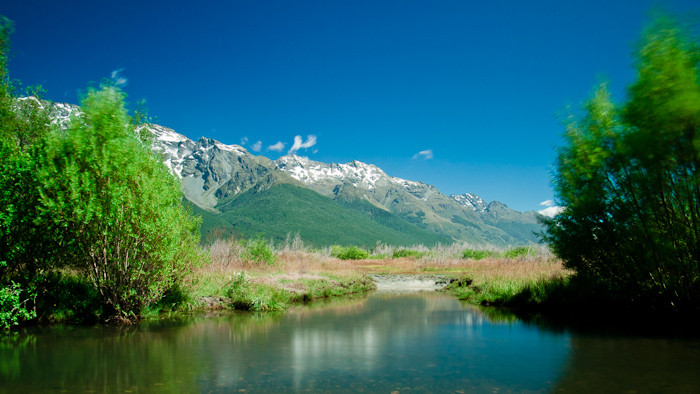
194,236,567,313
444,256,572,307
24,235,567,324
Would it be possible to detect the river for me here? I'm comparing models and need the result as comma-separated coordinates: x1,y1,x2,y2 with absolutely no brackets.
1,291,699,393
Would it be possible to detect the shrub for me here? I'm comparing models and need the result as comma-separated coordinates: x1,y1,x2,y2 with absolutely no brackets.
503,246,534,259
243,236,277,265
0,279,36,329
34,86,202,322
331,245,369,260
392,249,425,259
462,249,497,260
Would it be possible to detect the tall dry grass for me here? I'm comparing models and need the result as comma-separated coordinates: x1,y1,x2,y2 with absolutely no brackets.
201,235,564,280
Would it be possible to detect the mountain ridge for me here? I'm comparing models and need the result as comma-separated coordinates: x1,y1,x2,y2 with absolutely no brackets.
43,97,543,246
145,122,543,246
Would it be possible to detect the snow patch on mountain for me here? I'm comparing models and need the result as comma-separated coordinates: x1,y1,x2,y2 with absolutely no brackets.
151,124,188,143
18,97,81,130
149,124,194,178
275,155,389,190
451,193,488,211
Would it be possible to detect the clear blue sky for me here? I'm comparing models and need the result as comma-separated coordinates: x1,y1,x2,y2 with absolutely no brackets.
3,1,698,212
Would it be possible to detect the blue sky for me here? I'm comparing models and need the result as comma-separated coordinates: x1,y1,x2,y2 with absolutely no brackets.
3,1,698,212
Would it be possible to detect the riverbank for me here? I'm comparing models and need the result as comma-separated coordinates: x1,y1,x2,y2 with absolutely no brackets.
178,246,565,314
8,243,565,326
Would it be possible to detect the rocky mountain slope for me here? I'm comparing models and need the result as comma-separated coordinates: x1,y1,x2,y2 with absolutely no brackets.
148,124,543,246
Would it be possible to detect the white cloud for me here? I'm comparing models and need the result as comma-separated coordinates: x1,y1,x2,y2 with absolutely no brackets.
240,137,248,145
288,135,317,155
412,149,433,160
267,141,286,152
540,200,555,207
538,200,563,217
110,68,128,87
251,140,262,152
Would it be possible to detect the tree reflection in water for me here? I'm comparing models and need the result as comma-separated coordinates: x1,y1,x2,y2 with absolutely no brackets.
1,292,698,393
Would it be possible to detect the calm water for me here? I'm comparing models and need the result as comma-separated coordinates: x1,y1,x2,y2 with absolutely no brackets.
1,291,699,393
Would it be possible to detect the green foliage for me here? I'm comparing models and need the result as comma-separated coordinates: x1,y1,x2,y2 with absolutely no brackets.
392,249,425,259
0,18,61,281
243,236,277,265
0,269,36,330
462,249,497,260
503,246,534,259
34,86,202,320
543,15,700,312
331,245,369,260
225,272,287,311
32,272,102,323
0,17,204,323
0,17,12,83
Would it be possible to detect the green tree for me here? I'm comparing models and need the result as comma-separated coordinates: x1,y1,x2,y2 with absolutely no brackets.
36,85,202,322
543,15,700,312
0,16,58,329
0,16,59,280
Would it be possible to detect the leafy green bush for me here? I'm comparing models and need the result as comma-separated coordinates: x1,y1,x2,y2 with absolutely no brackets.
331,245,369,260
149,283,191,314
503,246,534,259
0,279,36,329
392,249,425,259
34,86,202,321
462,249,497,260
243,236,277,265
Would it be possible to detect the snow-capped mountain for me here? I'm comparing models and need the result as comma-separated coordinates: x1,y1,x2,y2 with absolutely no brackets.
41,97,543,245
143,127,542,245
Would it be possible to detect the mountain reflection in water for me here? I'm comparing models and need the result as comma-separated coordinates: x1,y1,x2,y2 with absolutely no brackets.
1,292,699,393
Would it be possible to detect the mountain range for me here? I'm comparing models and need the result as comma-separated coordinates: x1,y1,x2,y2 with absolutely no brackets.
49,100,544,247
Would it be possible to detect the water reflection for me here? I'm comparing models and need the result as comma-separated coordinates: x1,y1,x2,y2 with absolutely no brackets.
1,292,698,393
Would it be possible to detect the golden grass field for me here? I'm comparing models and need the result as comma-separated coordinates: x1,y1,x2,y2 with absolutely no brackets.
190,236,570,308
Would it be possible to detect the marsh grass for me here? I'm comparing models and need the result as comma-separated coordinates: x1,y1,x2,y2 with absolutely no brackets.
192,234,376,312
193,234,566,314
445,257,571,306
